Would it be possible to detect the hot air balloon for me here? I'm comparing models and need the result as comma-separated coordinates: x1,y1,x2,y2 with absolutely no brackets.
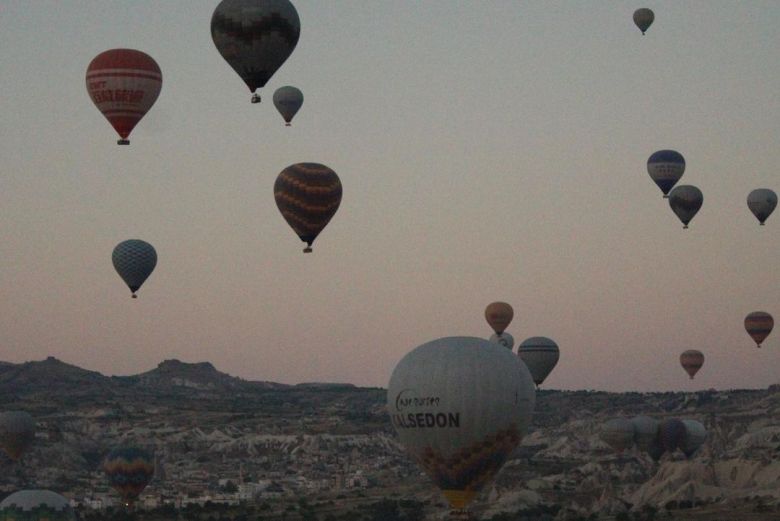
112,240,157,298
680,419,706,458
747,189,777,225
631,415,663,461
647,150,684,198
633,8,654,34
659,418,687,454
517,336,560,387
103,447,154,506
489,332,514,350
273,86,303,125
668,185,703,229
745,311,773,348
86,49,162,145
600,418,636,453
484,302,513,335
0,411,35,461
0,490,75,521
388,337,535,513
211,0,301,103
274,163,342,253
679,350,704,380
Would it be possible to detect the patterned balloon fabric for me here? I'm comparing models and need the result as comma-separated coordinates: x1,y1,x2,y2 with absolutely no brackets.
103,447,154,504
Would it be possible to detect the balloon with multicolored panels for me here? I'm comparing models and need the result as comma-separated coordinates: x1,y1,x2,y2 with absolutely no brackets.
103,447,154,505
211,0,301,103
388,336,535,512
86,49,162,145
0,490,75,521
0,411,35,461
647,150,684,197
274,163,342,253
745,311,773,348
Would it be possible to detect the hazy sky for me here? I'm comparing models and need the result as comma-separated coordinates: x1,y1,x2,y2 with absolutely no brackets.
1,1,778,392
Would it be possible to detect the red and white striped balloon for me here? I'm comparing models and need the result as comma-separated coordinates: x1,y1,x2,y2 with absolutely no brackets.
86,49,162,144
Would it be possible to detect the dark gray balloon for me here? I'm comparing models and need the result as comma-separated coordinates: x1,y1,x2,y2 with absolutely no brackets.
112,240,157,298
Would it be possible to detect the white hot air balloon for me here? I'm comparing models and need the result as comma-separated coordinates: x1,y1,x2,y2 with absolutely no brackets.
388,337,535,513
489,332,514,350
273,85,303,126
517,336,560,386
747,188,777,225
0,490,75,520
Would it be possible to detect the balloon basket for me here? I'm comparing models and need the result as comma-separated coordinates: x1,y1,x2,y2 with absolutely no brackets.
251,93,261,104
131,294,138,299
303,246,312,253
117,139,130,145
285,122,291,126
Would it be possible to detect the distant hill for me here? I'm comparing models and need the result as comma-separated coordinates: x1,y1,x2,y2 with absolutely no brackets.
0,356,111,396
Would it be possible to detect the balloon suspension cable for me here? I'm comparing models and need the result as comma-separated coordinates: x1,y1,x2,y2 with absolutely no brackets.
251,93,261,104
117,139,130,145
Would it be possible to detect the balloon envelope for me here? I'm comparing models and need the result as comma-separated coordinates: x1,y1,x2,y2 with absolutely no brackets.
103,447,154,504
211,0,300,98
647,150,684,197
659,418,687,453
86,49,162,144
0,411,35,461
600,418,635,453
112,240,157,298
747,189,777,225
680,419,706,458
631,415,662,461
0,490,75,521
633,8,654,34
745,311,773,347
517,336,560,386
273,85,303,125
388,336,535,511
484,302,513,335
668,185,703,228
489,332,514,350
274,163,342,252
679,350,704,380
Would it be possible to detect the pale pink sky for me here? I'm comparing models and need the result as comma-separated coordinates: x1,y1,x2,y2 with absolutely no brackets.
0,1,778,391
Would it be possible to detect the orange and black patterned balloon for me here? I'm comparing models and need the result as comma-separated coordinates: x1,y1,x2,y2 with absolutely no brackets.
103,447,154,505
274,163,342,253
745,311,773,348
